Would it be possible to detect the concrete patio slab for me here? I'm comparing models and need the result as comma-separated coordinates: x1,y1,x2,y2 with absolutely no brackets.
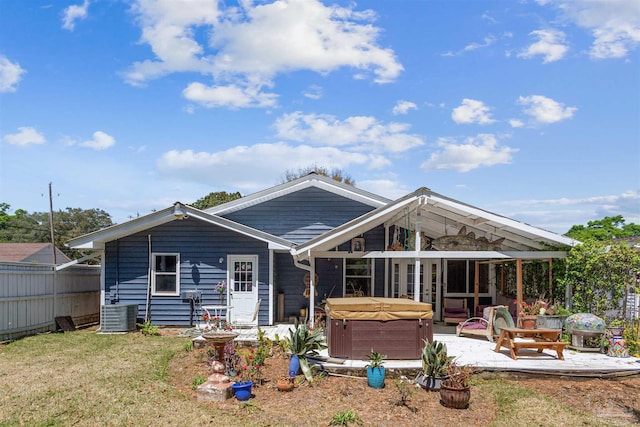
232,324,640,378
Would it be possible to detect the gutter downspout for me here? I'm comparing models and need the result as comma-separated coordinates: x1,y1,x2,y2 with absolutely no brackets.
291,250,314,328
145,235,152,322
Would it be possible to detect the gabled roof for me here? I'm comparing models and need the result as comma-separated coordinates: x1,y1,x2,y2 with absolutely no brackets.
292,187,579,258
67,203,294,250
206,172,390,216
0,243,72,264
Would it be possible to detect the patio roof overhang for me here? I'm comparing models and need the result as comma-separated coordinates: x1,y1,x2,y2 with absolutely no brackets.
292,187,578,261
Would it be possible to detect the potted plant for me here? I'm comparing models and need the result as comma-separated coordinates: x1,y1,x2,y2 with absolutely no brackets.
517,299,544,329
276,376,295,392
536,303,572,330
417,340,453,391
439,362,475,409
285,320,327,383
232,380,253,401
365,349,385,389
607,319,625,337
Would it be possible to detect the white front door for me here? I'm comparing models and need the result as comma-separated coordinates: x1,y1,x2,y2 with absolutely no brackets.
228,255,258,323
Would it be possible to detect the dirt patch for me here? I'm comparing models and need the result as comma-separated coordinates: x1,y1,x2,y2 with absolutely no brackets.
168,343,497,426
166,338,640,426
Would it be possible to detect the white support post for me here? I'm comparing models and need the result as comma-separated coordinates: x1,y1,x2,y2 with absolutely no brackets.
310,257,316,328
268,249,274,325
384,225,389,297
414,215,421,302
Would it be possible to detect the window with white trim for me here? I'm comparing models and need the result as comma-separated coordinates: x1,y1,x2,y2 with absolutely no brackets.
152,253,180,296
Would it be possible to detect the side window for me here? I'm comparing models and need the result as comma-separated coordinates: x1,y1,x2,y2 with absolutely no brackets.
152,253,180,296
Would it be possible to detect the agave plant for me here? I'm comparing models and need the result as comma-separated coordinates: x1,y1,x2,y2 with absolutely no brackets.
421,339,453,378
285,320,327,382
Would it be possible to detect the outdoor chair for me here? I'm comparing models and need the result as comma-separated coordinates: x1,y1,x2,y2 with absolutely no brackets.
231,299,261,329
456,305,514,342
443,298,469,325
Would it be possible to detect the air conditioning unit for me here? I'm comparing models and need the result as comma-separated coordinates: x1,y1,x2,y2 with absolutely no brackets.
100,304,139,333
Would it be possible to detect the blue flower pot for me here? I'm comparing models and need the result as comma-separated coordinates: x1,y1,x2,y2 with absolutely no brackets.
289,355,301,377
367,366,385,389
232,381,253,401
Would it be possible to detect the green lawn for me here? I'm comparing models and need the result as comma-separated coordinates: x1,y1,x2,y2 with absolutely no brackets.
0,330,635,426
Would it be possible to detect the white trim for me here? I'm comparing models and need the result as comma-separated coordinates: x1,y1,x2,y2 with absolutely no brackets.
68,203,293,251
206,173,389,216
151,252,180,296
268,249,274,325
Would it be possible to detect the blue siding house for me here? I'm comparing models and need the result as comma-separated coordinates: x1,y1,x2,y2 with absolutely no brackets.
68,173,577,327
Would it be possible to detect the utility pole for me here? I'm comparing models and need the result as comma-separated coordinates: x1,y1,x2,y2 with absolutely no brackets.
48,182,56,265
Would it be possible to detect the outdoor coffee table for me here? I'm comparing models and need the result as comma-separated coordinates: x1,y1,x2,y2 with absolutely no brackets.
494,326,567,360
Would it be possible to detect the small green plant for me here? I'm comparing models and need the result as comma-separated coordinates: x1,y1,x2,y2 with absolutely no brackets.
183,341,194,352
329,409,363,426
421,339,453,377
365,348,385,368
240,327,272,384
137,320,159,336
239,401,260,413
394,377,417,413
191,376,206,389
285,319,327,383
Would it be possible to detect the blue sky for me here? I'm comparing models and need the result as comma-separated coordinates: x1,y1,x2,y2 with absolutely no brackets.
1,0,638,234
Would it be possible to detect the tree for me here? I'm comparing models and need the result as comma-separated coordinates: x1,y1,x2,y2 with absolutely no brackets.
560,240,640,320
281,165,355,186
191,191,242,210
0,204,113,260
566,215,640,242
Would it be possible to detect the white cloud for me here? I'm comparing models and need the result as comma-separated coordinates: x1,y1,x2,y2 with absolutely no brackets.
498,189,640,232
421,134,516,172
451,99,496,125
79,131,116,150
518,95,576,124
442,34,500,57
125,0,402,108
273,111,424,153
509,119,524,128
302,85,323,100
463,35,496,52
543,0,640,59
358,179,409,200
157,142,389,191
3,127,46,146
0,56,26,92
62,0,90,31
518,29,569,63
182,82,278,109
392,100,417,115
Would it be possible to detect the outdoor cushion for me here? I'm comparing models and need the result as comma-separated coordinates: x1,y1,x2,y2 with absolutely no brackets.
445,312,468,318
463,322,487,330
446,307,467,314
447,299,465,308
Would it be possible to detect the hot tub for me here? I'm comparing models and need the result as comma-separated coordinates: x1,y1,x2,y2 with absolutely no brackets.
325,297,433,360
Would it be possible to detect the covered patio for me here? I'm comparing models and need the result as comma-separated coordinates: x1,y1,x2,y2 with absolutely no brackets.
291,187,578,328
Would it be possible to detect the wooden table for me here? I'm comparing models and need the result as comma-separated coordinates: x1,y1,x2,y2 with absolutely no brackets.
494,327,567,360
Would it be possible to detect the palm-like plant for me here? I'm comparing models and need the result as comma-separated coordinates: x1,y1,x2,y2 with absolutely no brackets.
421,339,453,378
286,320,327,382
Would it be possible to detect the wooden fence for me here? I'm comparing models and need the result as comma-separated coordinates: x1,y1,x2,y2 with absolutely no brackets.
0,261,100,342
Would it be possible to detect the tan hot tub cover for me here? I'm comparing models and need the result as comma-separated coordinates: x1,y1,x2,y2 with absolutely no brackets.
326,297,433,321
